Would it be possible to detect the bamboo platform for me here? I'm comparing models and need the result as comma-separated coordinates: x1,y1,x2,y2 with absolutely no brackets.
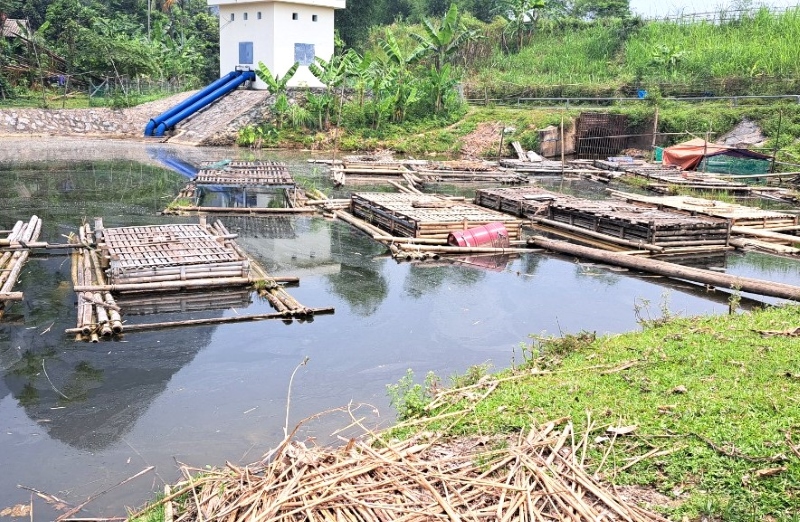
0,216,42,315
351,192,523,240
476,187,731,252
196,161,295,187
67,217,331,340
330,157,528,185
608,190,798,228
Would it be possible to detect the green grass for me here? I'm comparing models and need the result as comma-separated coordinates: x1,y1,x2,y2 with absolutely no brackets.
438,7,800,99
0,90,175,110
388,304,800,520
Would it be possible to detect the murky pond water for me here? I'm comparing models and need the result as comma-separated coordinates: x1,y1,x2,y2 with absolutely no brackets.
1,139,799,518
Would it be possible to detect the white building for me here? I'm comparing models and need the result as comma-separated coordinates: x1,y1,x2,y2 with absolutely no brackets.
207,0,346,89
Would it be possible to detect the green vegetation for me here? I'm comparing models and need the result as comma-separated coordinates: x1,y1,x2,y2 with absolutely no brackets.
386,303,800,520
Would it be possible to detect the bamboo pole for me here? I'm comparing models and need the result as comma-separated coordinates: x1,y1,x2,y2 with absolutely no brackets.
167,206,318,214
530,217,666,252
398,244,534,255
731,226,800,245
530,236,800,301
373,236,449,245
64,308,335,334
73,275,299,293
333,211,385,238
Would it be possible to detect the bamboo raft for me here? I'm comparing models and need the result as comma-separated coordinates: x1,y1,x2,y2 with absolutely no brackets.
608,191,799,229
68,218,331,340
0,216,42,315
330,157,529,185
196,161,295,187
351,192,523,240
476,187,731,253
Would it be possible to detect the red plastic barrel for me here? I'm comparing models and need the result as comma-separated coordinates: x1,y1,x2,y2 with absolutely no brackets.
447,222,509,247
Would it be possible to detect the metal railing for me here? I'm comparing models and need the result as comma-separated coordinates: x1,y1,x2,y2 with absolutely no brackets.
466,94,800,108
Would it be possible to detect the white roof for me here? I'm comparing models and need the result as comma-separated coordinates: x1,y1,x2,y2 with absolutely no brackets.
208,0,345,8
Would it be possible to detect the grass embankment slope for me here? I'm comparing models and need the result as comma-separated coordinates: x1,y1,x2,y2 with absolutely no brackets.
389,304,800,520
460,7,800,98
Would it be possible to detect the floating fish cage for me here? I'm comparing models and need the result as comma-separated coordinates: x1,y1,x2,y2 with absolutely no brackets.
103,224,251,285
610,192,799,229
196,161,295,187
350,193,523,240
476,187,732,250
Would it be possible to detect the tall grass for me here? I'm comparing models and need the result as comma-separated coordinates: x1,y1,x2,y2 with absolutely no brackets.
457,6,800,98
625,7,800,85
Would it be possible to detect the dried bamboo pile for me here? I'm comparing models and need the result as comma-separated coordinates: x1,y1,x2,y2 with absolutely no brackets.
410,161,529,184
351,193,523,240
139,421,668,522
0,216,42,311
176,183,197,200
196,161,295,187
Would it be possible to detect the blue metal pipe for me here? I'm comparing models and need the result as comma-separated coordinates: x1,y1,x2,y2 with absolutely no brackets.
144,70,240,136
154,71,255,137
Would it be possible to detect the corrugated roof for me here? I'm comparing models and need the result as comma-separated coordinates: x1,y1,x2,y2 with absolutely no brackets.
1,18,30,38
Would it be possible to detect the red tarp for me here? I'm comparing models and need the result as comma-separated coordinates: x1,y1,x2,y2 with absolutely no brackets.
662,138,770,170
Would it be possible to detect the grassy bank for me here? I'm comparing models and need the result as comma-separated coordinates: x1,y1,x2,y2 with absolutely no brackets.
129,303,800,521
388,303,800,520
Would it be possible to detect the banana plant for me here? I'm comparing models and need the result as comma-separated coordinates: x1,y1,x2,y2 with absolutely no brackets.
344,50,374,107
426,63,458,114
256,61,299,128
255,61,299,95
308,53,350,127
410,3,477,74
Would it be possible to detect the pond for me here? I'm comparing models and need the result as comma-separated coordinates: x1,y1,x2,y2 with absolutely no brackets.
1,138,799,519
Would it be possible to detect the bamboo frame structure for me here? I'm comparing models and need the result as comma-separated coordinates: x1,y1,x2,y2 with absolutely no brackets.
350,192,523,240
67,218,331,340
0,216,42,317
476,187,732,253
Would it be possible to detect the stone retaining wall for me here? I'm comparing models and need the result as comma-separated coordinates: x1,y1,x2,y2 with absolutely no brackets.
0,107,138,137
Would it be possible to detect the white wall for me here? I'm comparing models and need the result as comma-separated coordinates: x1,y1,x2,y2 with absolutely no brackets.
273,2,335,88
212,0,342,90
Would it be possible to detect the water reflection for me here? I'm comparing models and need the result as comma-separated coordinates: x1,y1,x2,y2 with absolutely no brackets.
403,264,486,299
1,143,800,518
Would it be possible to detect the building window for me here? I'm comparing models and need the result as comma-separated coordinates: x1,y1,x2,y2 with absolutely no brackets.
312,14,318,22
230,13,234,21
257,12,261,19
243,12,248,20
292,12,298,20
295,43,315,66
239,42,253,64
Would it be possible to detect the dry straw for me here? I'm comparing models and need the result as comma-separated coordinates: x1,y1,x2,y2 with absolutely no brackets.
133,417,669,522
